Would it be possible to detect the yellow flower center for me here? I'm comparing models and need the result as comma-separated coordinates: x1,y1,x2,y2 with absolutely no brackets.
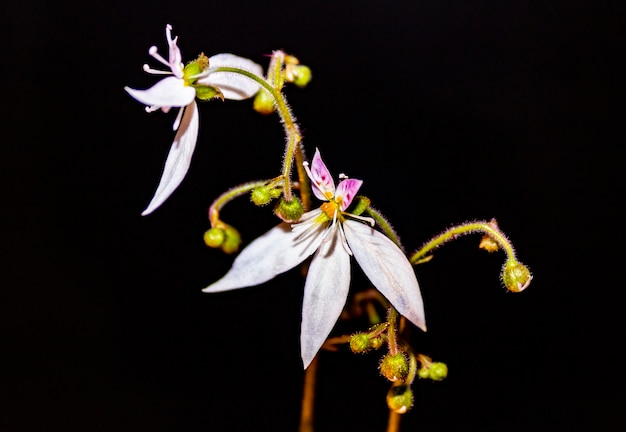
320,201,341,221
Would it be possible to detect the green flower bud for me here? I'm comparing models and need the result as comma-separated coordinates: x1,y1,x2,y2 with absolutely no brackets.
502,260,532,292
417,367,430,380
379,352,409,382
291,65,312,88
429,362,448,381
386,384,413,414
221,225,242,255
203,228,225,248
349,333,371,353
369,337,383,350
251,187,273,206
274,197,304,222
253,90,275,115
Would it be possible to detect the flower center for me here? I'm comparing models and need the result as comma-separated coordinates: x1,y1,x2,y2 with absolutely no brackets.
320,201,341,221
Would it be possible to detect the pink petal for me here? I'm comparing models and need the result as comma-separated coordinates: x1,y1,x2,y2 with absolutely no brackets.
308,148,335,201
335,178,363,211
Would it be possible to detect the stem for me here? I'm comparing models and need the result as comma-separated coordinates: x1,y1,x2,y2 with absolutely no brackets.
364,206,403,250
208,179,276,226
386,411,402,432
206,66,311,208
299,354,319,432
386,307,399,356
409,220,519,265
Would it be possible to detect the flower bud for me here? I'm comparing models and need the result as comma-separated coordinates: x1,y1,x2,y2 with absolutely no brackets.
290,65,312,88
274,197,304,222
386,384,413,414
251,187,272,206
429,362,448,381
379,352,409,382
203,228,225,248
417,367,430,380
349,333,371,353
502,260,532,292
221,225,242,255
253,90,275,115
369,337,383,350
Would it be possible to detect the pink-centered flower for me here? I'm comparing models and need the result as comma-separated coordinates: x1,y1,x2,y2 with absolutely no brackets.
203,149,426,368
125,24,263,215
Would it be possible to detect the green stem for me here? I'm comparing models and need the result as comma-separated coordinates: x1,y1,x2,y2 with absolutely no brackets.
206,66,311,209
364,206,403,249
208,179,274,227
409,220,518,265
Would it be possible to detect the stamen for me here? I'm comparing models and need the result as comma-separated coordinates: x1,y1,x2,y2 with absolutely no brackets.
346,213,376,227
145,105,160,113
339,173,349,179
148,46,171,68
337,225,353,256
172,107,184,131
302,161,314,181
143,64,172,75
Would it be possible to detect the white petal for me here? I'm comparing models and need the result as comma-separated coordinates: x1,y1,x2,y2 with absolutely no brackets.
141,101,199,216
343,220,427,332
197,53,263,100
203,222,327,293
300,232,351,369
125,76,195,108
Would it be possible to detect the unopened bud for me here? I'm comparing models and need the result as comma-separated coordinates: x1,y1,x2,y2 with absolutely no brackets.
502,260,532,292
369,337,383,350
253,90,275,115
386,384,413,414
429,362,448,381
203,228,225,248
349,333,371,353
251,187,272,206
379,352,409,382
290,65,312,88
221,225,242,255
275,197,304,222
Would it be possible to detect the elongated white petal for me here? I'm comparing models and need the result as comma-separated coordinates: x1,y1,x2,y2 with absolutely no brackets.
141,101,199,216
125,76,195,108
300,233,351,369
198,53,263,100
343,220,427,332
203,221,327,293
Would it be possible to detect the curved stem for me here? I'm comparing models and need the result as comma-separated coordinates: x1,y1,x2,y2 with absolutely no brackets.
409,220,518,265
364,206,403,250
205,66,311,208
208,179,277,226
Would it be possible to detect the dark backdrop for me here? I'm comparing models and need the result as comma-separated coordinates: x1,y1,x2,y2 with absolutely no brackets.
4,1,624,431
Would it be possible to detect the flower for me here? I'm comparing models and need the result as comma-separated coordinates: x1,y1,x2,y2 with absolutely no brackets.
125,24,263,215
203,149,426,368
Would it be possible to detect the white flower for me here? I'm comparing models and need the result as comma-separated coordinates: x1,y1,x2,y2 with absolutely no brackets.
125,24,263,215
203,149,426,368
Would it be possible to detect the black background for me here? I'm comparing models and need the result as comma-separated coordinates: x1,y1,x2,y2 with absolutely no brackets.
4,1,625,431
